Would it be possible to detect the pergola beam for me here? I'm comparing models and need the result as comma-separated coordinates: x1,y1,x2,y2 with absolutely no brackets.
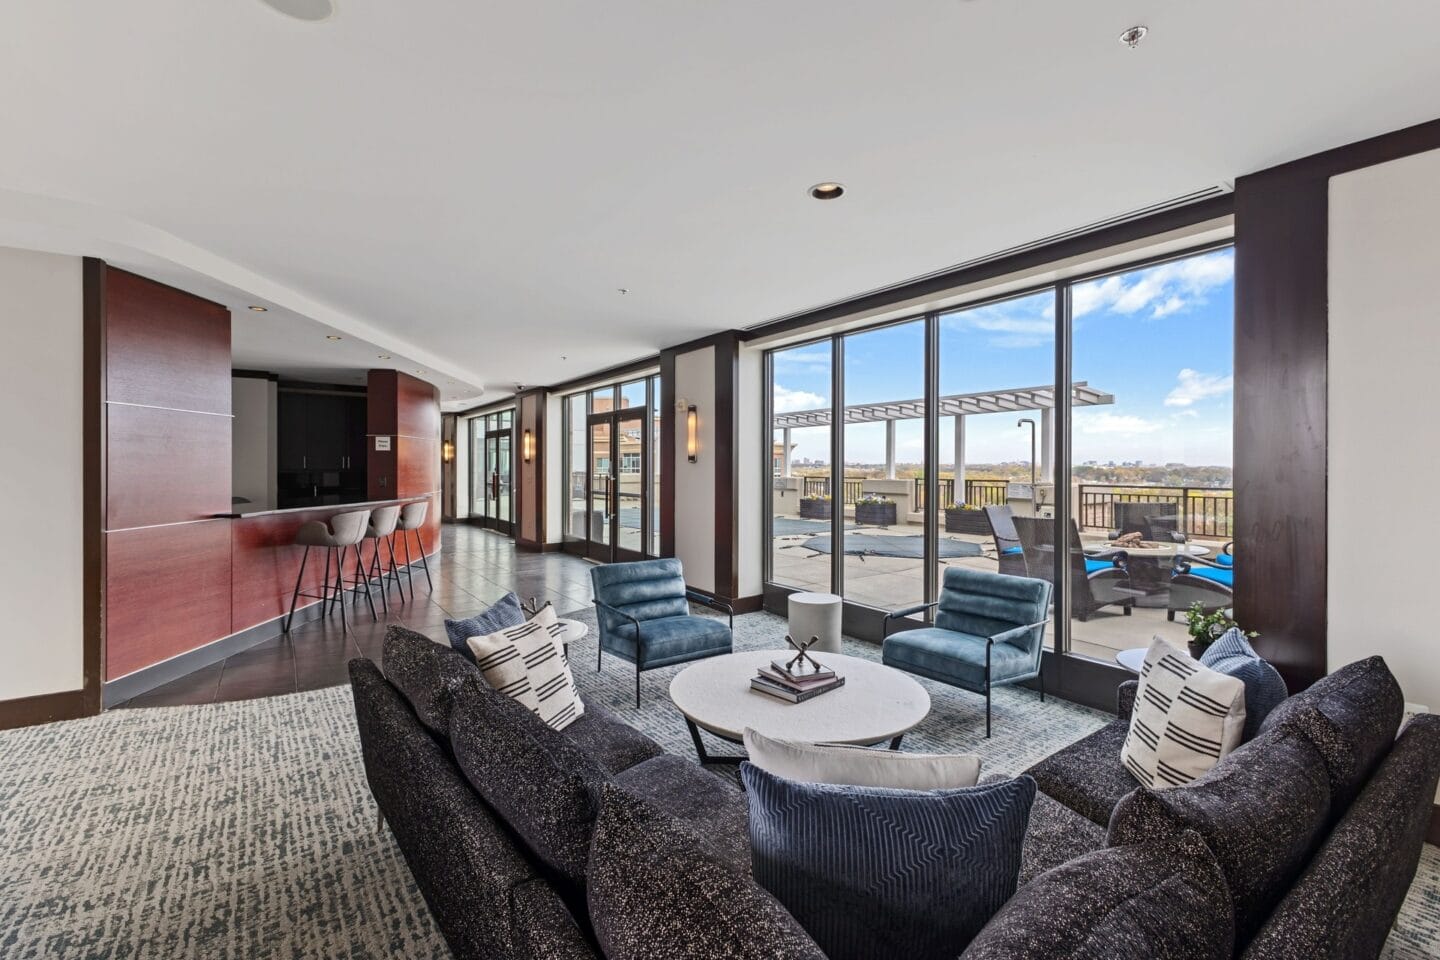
773,381,1113,429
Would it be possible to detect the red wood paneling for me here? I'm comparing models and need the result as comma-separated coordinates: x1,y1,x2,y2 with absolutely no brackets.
105,521,233,679
105,268,231,414
397,373,440,440
396,437,439,498
107,404,231,529
366,370,399,437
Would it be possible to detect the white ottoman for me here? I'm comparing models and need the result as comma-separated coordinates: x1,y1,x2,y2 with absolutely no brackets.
787,592,842,654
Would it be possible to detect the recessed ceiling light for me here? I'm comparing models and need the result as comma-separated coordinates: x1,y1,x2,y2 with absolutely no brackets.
326,335,343,341
1118,25,1148,48
257,0,336,23
617,288,629,295
248,305,268,312
377,355,391,360
809,182,845,200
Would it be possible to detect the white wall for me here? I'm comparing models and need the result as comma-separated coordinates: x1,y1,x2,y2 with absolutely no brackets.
231,377,277,510
1329,147,1440,716
673,346,716,592
0,247,84,701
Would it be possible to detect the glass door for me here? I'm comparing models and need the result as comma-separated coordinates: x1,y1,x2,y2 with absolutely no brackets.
587,419,613,561
482,428,514,535
615,411,646,561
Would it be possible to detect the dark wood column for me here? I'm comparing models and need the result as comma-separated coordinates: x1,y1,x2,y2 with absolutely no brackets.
367,369,442,555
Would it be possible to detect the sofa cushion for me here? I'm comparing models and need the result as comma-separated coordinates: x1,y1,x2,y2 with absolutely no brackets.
1025,718,1138,826
1107,719,1332,944
467,606,585,731
381,624,479,737
1121,637,1247,789
602,613,731,668
587,783,826,960
444,591,525,661
1259,655,1403,810
742,763,1035,960
1200,628,1288,740
743,727,981,790
1241,714,1440,960
882,627,1036,691
558,700,664,775
961,830,1234,960
449,678,608,887
611,754,751,876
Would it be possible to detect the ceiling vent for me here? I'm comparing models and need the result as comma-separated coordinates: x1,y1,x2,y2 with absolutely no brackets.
746,183,1234,331
258,0,336,22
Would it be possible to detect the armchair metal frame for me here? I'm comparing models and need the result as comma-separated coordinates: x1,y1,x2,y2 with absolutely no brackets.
883,603,1049,737
594,591,734,707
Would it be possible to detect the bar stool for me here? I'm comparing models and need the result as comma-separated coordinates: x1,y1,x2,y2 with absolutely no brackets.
396,500,434,599
364,504,404,612
284,508,377,634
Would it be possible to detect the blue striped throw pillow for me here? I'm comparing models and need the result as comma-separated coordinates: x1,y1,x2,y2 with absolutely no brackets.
741,763,1035,960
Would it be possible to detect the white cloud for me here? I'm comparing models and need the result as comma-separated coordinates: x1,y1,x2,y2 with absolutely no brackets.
941,300,1053,349
772,348,831,374
1075,412,1163,435
772,385,826,413
1073,249,1233,320
1164,368,1233,407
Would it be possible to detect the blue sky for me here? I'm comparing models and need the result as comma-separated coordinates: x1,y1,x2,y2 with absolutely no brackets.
772,248,1235,468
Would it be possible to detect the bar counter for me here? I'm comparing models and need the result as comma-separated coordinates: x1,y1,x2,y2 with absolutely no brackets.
213,495,430,520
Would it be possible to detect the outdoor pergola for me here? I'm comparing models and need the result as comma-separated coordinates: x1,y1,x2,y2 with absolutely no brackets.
772,381,1114,485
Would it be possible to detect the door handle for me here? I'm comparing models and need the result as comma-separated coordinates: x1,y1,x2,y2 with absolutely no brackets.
303,455,307,469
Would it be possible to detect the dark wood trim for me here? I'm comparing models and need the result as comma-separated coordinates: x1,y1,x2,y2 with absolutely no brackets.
544,354,662,396
515,537,566,553
232,368,280,381
659,350,677,558
82,257,106,717
713,333,739,601
1240,116,1440,185
278,380,367,396
738,194,1233,344
0,689,90,729
1428,804,1440,848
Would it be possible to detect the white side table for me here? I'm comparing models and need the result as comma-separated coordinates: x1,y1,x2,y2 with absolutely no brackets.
788,592,842,653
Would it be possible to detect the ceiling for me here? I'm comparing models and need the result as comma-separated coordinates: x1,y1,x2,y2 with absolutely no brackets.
2,2,1439,410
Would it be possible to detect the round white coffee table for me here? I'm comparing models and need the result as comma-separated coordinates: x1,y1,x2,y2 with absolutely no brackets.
555,618,588,645
669,649,931,763
787,592,842,653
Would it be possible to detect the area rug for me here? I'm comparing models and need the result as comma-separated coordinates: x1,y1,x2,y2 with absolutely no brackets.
2,608,1437,958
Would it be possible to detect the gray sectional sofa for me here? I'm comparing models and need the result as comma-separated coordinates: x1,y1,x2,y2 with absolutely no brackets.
350,625,1440,960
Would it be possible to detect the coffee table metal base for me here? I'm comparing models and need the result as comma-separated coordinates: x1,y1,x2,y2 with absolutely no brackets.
684,717,903,764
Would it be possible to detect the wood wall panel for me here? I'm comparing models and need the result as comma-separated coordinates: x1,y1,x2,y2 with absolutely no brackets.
105,521,233,678
105,268,230,413
366,370,399,437
106,404,231,529
397,373,441,440
396,437,439,498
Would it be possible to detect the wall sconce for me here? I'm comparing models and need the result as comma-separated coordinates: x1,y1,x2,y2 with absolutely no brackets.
522,428,535,464
442,440,456,463
686,405,698,463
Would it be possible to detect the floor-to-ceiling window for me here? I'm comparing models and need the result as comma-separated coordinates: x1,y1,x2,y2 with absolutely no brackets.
560,374,662,561
767,340,833,593
467,408,516,535
763,243,1235,666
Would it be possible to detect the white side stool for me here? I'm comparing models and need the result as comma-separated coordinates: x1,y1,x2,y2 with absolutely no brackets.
788,592,842,653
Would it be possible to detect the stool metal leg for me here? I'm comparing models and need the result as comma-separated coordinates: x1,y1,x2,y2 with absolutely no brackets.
320,547,333,611
335,546,351,634
401,529,416,599
385,534,407,604
283,546,310,633
353,544,378,622
415,528,434,592
368,539,390,615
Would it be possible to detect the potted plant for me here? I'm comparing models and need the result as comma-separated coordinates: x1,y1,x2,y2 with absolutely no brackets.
855,494,897,527
944,502,990,535
1183,603,1257,659
799,494,832,520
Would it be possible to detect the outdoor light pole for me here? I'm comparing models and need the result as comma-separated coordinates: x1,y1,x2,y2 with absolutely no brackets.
1018,418,1037,488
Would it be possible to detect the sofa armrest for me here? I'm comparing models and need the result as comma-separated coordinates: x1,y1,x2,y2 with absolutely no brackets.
1117,679,1139,720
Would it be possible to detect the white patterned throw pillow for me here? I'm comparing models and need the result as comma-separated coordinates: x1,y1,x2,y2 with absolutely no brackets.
466,605,585,730
1121,636,1246,788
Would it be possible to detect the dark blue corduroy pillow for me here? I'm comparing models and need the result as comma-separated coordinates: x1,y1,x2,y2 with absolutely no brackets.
1201,627,1288,740
444,592,525,661
741,763,1035,960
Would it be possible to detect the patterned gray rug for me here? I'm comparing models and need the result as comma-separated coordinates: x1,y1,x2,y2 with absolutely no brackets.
1,608,1436,958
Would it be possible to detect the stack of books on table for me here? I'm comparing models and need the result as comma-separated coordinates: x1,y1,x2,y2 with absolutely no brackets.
750,658,845,703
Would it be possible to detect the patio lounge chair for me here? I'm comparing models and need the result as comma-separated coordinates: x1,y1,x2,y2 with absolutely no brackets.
1167,547,1234,621
1012,516,1134,621
983,504,1027,577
